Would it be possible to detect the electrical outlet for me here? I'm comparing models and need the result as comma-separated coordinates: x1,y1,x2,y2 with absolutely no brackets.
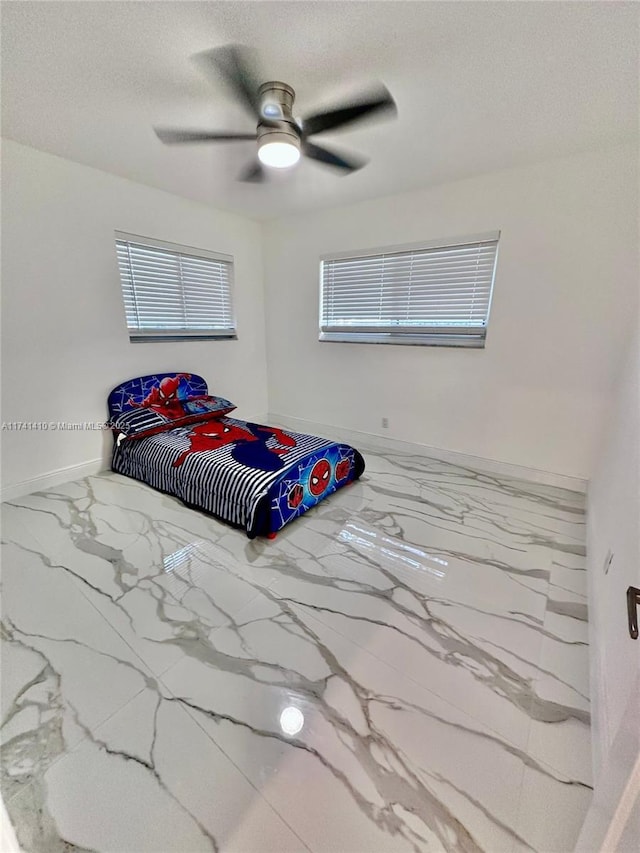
381,417,389,429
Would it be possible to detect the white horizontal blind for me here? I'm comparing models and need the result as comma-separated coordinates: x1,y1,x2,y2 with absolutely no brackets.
115,232,236,341
320,232,499,347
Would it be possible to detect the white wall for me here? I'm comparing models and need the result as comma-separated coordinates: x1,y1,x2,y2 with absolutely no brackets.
263,146,638,479
1,140,267,493
2,142,636,492
586,326,640,778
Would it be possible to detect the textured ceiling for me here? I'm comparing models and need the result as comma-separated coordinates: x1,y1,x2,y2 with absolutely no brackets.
2,1,638,220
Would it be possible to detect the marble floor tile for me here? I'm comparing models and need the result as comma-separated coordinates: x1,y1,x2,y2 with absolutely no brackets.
513,759,594,853
2,476,282,677
1,447,593,852
545,562,589,643
265,523,549,749
1,539,155,805
522,554,591,787
525,622,591,785
161,601,530,852
5,687,307,853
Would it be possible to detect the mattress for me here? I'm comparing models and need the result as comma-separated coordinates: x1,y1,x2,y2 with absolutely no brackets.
112,415,365,537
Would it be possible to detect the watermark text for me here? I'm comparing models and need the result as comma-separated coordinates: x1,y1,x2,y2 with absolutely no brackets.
1,421,110,431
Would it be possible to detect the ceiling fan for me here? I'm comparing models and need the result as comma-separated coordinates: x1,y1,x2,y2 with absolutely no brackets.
154,44,397,182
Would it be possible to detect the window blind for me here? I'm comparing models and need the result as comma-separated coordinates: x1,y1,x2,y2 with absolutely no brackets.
320,232,499,347
115,232,236,342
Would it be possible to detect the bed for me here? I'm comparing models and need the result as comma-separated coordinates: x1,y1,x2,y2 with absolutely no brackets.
107,372,365,539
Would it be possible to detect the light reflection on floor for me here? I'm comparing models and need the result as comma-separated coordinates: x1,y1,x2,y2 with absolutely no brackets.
339,521,447,579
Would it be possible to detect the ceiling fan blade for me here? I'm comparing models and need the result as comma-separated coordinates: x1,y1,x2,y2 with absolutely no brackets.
238,161,267,183
302,85,397,137
303,141,367,173
154,128,257,145
193,44,262,118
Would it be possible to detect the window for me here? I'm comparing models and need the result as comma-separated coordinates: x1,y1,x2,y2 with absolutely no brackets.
115,232,236,342
319,231,499,347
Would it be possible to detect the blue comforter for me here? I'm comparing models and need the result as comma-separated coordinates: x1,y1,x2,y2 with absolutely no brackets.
112,416,365,537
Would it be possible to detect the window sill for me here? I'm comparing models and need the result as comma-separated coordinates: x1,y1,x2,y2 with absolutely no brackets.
319,333,485,348
129,333,237,343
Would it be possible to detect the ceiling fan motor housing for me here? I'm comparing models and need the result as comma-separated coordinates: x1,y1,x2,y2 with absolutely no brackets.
258,81,295,120
257,82,301,156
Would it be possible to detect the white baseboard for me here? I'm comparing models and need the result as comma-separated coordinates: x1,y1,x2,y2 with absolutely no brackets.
0,413,267,504
0,418,588,501
1,458,105,503
268,412,588,493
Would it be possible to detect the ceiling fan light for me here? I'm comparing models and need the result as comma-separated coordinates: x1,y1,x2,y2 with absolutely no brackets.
258,140,301,169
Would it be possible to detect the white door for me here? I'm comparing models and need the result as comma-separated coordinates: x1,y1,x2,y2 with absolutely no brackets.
576,329,640,852
574,674,639,852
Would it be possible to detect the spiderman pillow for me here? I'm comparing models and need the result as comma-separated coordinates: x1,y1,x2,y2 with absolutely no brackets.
110,394,236,439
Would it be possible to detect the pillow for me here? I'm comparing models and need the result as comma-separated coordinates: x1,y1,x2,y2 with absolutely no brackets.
180,395,236,417
110,394,236,440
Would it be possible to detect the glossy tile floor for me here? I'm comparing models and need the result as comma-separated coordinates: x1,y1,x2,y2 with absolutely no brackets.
1,448,592,852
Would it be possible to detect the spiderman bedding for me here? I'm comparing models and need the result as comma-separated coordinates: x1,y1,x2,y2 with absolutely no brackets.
108,372,365,539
